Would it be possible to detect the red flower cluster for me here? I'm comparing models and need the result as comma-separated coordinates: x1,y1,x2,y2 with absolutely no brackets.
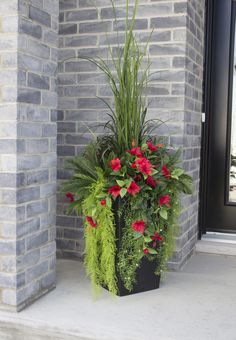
110,158,121,172
86,216,97,228
135,157,152,176
162,165,171,179
108,185,121,198
66,192,74,203
151,232,163,248
146,176,156,188
127,147,143,157
159,195,170,207
127,181,140,196
147,142,158,152
143,248,149,255
131,220,146,234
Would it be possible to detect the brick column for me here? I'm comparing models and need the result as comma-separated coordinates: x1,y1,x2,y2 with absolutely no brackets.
0,0,58,311
57,0,205,269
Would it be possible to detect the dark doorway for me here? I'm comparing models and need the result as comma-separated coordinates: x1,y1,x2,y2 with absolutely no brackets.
200,0,236,234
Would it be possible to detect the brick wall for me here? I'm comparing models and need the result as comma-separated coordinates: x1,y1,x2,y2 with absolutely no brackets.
0,0,58,311
57,0,205,268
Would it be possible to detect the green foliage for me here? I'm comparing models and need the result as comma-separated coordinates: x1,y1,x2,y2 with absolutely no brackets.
82,172,117,295
117,208,144,291
78,0,157,155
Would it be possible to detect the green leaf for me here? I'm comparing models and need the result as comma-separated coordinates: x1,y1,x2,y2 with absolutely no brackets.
160,209,168,220
124,178,132,187
134,232,142,239
120,188,127,198
106,196,112,209
116,180,125,187
148,248,158,255
172,168,184,177
91,208,97,217
144,236,152,243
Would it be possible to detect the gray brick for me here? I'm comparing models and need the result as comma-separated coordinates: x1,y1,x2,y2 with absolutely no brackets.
17,187,40,204
19,18,42,39
150,44,186,56
64,85,96,97
57,145,75,156
17,249,40,271
41,270,56,290
27,139,49,154
27,107,49,122
65,35,97,47
40,241,56,258
18,89,41,105
0,140,16,154
26,260,48,282
65,9,97,22
0,273,16,289
27,39,50,59
65,60,97,73
27,200,48,218
174,2,188,14
26,230,49,250
151,16,187,29
79,21,112,34
60,0,77,10
57,122,76,133
42,124,57,137
28,73,50,90
18,53,42,73
18,122,42,138
59,23,77,35
0,240,15,255
115,19,148,31
17,281,40,306
40,183,57,198
42,92,57,107
17,218,40,238
29,6,51,28
27,170,49,185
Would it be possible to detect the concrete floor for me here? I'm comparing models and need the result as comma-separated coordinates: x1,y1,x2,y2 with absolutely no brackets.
0,253,236,340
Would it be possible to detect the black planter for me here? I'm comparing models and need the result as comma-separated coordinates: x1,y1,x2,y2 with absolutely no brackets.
111,197,161,296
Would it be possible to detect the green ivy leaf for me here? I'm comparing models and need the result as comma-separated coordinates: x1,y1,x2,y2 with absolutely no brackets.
160,208,168,220
120,188,127,198
148,248,158,255
144,236,152,243
134,232,142,239
116,180,125,187
124,178,132,187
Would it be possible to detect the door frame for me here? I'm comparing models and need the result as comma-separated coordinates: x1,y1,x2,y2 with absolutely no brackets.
199,0,236,237
199,0,213,238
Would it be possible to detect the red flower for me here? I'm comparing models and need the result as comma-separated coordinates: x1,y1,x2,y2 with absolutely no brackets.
66,192,74,203
143,248,149,255
135,157,152,176
127,181,140,196
131,220,146,234
134,175,142,182
151,232,163,242
127,147,143,158
159,195,170,207
162,165,171,179
108,185,121,198
131,163,137,169
146,176,156,188
86,216,97,228
147,142,158,152
110,158,121,172
100,199,106,206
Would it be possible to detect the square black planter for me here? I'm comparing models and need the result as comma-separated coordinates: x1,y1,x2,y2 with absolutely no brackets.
116,256,160,296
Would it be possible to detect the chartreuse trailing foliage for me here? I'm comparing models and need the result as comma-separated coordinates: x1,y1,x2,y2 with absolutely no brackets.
82,170,117,295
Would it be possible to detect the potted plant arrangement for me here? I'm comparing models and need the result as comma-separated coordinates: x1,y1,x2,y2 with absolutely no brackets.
63,0,193,296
